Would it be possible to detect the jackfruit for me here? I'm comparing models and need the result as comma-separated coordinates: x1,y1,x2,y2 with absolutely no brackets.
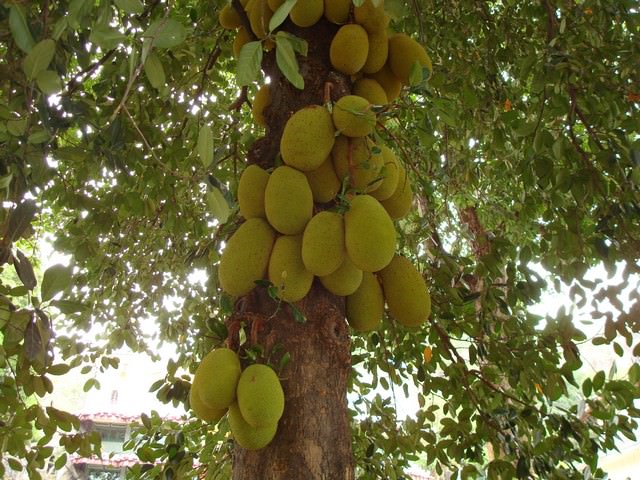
344,194,395,272
380,163,413,219
330,24,369,75
370,145,399,201
268,234,314,302
233,28,251,58
189,376,226,422
252,84,271,127
362,30,388,74
280,105,336,171
237,364,285,428
219,4,242,29
229,403,278,450
324,0,350,24
238,164,269,219
247,0,273,39
264,166,313,234
219,218,276,296
368,63,402,101
319,256,363,296
346,271,384,332
388,33,432,84
353,78,388,105
354,0,388,33
267,0,284,10
290,0,324,27
193,348,242,410
302,211,345,276
332,95,376,138
304,157,341,203
332,136,383,192
379,255,431,327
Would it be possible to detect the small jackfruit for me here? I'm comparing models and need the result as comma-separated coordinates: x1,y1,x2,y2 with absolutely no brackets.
379,255,431,327
229,403,278,450
330,24,369,75
265,166,313,234
332,95,376,138
344,194,395,272
219,4,242,29
304,157,341,203
238,164,269,219
353,78,388,105
380,163,413,219
247,0,273,39
252,84,271,127
193,348,242,410
324,0,350,24
280,105,336,171
346,271,384,332
189,377,226,422
370,145,399,201
354,0,388,33
302,211,345,276
362,30,388,74
332,136,383,192
388,33,432,84
268,234,314,302
290,0,324,27
368,63,402,101
237,364,285,428
233,28,252,58
219,218,276,296
319,256,363,296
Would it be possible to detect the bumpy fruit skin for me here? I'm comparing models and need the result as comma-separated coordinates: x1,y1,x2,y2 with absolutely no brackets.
233,28,251,58
380,163,413,219
280,105,336,171
219,218,276,296
324,0,350,23
370,145,399,201
319,256,363,296
219,4,242,29
304,157,341,203
194,348,242,410
290,0,324,27
189,378,226,422
265,166,313,234
238,164,269,219
330,24,369,75
362,30,388,74
346,271,384,332
237,364,285,428
252,84,271,127
353,78,388,105
302,211,345,276
379,255,431,327
368,63,402,101
332,95,376,138
268,234,314,302
388,33,433,84
344,194,396,272
354,0,388,33
229,403,278,450
332,136,383,192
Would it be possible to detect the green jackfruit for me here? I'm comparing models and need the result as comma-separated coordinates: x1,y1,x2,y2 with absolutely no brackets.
354,0,388,33
193,348,242,410
370,145,399,201
290,0,324,27
219,218,276,296
302,211,345,276
247,0,273,39
380,163,413,219
268,234,314,302
324,0,350,23
346,271,383,332
237,364,285,428
368,63,402,101
362,30,388,74
319,256,363,296
332,95,376,138
280,105,336,171
252,84,271,127
238,164,269,219
189,377,226,422
229,403,278,450
330,24,369,75
332,136,383,192
233,28,251,58
219,4,242,29
304,157,341,203
379,255,431,327
344,194,395,272
265,166,313,234
352,78,388,105
388,33,432,84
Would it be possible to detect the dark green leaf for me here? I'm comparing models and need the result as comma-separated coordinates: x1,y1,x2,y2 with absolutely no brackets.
9,5,35,53
41,264,73,302
275,34,303,90
237,41,263,86
22,39,56,80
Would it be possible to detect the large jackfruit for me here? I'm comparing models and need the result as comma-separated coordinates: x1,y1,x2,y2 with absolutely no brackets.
247,0,273,39
319,256,363,296
388,33,433,84
189,376,226,422
264,166,313,234
193,348,242,410
233,28,251,58
280,105,336,171
305,157,341,203
219,4,242,29
302,211,345,276
229,403,278,450
346,271,384,332
324,0,350,24
237,364,285,428
368,63,402,101
362,30,388,74
380,163,413,219
219,218,276,296
354,0,388,33
268,234,314,302
353,78,388,105
290,0,324,27
332,95,376,138
330,24,369,75
238,164,269,219
370,145,399,201
379,255,431,327
252,84,271,127
344,194,395,272
332,136,383,192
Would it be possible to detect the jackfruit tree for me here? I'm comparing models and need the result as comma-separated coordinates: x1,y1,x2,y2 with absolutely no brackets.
0,1,639,479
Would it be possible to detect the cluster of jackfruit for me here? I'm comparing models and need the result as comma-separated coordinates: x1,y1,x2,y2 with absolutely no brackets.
190,348,285,450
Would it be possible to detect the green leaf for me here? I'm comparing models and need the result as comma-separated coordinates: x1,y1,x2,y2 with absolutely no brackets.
7,118,27,137
628,363,640,384
9,5,35,53
7,200,37,242
206,188,230,223
197,125,214,168
22,39,56,80
144,52,166,90
27,128,51,144
89,26,126,50
408,61,423,87
51,299,89,314
48,363,71,375
115,0,145,14
237,41,263,86
275,34,304,90
144,18,187,49
269,0,298,32
593,371,605,391
41,264,73,302
13,249,37,290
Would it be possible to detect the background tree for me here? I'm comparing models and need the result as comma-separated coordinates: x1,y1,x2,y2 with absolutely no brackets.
0,0,639,479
